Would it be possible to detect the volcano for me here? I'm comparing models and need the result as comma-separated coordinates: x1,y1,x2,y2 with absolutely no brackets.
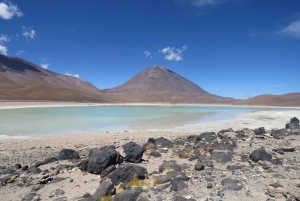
105,66,234,103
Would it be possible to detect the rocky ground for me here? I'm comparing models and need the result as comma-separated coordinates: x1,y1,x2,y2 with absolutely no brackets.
0,118,300,201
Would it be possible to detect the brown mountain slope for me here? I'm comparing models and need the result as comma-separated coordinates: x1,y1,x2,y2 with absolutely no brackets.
0,54,111,101
234,93,300,107
105,66,234,103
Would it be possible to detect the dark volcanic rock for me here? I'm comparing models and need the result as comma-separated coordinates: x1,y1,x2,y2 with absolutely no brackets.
221,178,243,191
92,180,115,200
112,187,142,201
254,127,266,135
174,196,196,201
57,149,80,160
249,148,272,162
170,178,188,191
218,128,234,134
88,145,116,157
149,151,162,157
123,142,146,163
108,164,147,186
226,165,243,171
286,117,300,129
210,152,233,163
196,132,216,143
49,189,65,198
143,138,158,150
159,161,181,172
21,193,41,201
34,157,58,168
154,171,187,184
79,146,122,174
155,137,173,148
194,164,205,171
100,165,116,177
212,139,237,151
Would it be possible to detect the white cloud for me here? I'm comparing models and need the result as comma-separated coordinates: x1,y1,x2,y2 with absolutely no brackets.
0,34,10,43
0,34,10,55
279,19,300,38
22,27,37,41
191,0,226,6
0,1,23,19
41,63,50,69
0,44,7,55
64,72,80,78
16,50,25,56
144,51,153,59
158,45,187,61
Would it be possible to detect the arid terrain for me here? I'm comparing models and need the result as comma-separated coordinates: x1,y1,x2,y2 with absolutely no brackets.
1,54,299,106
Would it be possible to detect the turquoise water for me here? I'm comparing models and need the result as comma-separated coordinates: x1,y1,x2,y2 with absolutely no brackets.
0,105,296,138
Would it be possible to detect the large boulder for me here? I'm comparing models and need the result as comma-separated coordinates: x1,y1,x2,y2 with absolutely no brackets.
57,149,80,160
249,148,272,162
79,146,122,174
91,180,115,200
123,142,145,163
108,164,147,186
195,132,216,143
286,117,300,129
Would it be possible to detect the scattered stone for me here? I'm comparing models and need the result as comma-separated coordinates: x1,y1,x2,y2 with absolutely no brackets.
92,180,115,200
108,164,147,186
149,151,161,157
155,137,174,148
254,127,266,135
34,157,58,168
57,149,80,160
286,117,300,129
112,187,142,201
221,178,243,191
159,161,181,172
21,193,41,201
226,165,243,171
123,142,146,163
174,196,196,201
143,138,158,150
49,189,65,198
194,164,204,171
265,186,285,198
207,183,213,188
170,178,188,191
210,151,233,163
249,148,272,162
53,197,68,201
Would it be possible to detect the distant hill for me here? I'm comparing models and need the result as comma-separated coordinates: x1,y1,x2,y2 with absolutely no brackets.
0,54,111,101
1,55,299,106
105,66,234,103
234,93,300,107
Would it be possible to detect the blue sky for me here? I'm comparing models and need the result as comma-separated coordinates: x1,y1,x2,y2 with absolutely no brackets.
0,0,299,99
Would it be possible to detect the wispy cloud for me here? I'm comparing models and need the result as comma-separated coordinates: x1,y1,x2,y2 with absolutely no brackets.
0,44,7,55
279,19,300,38
41,63,50,69
22,27,37,41
158,45,187,61
16,50,25,56
0,34,10,43
64,72,79,78
0,34,10,55
0,0,23,20
191,0,227,6
144,51,153,59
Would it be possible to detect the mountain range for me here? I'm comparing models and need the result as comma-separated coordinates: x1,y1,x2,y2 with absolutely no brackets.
0,54,299,106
